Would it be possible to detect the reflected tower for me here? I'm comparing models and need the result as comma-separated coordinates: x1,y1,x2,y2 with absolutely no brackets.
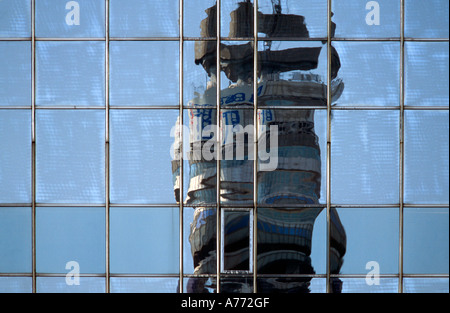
173,0,347,293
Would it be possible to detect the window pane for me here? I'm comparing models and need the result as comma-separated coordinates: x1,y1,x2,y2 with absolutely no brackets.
109,0,179,37
110,277,179,293
110,207,179,274
36,41,105,107
35,0,105,38
184,0,216,38
36,110,105,204
36,207,106,274
339,278,398,293
332,110,399,204
109,41,179,107
0,0,31,38
404,208,449,274
0,277,32,293
0,42,31,107
403,278,449,293
110,110,178,204
337,208,399,275
404,111,449,204
405,0,449,38
332,0,400,38
405,42,449,107
0,207,31,273
36,277,105,293
332,42,400,106
0,110,31,203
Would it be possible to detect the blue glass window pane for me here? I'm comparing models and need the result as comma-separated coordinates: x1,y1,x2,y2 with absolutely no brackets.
337,208,399,274
36,277,105,293
0,42,31,107
36,207,106,274
110,277,178,293
36,41,105,107
110,207,179,274
36,110,105,204
332,42,400,106
0,207,32,273
184,0,216,38
405,0,449,38
35,0,105,38
110,110,179,204
0,0,31,38
0,277,32,293
332,0,401,38
339,278,398,293
405,42,449,107
109,0,179,37
404,111,449,204
404,208,449,275
109,41,179,107
0,110,31,203
403,278,449,293
332,110,400,204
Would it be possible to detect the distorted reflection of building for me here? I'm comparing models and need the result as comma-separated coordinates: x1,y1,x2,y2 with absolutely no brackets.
172,0,347,293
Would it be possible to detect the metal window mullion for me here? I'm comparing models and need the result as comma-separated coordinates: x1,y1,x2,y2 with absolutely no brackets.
105,0,111,294
31,0,37,294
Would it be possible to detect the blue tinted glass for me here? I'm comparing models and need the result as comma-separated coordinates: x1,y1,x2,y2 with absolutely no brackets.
0,0,31,37
109,41,179,107
332,110,399,204
404,278,449,293
0,110,31,203
0,207,32,273
332,42,400,106
405,42,449,107
110,277,178,293
0,277,32,293
0,42,31,107
36,110,105,204
36,277,105,293
109,0,179,37
110,110,179,204
332,0,401,38
36,41,105,107
404,111,449,204
404,208,449,274
36,0,105,38
110,207,179,274
405,0,449,38
36,207,106,274
337,208,399,274
184,0,216,38
339,278,398,293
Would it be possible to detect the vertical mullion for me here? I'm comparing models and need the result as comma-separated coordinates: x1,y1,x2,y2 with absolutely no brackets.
252,0,259,294
31,0,37,294
326,0,332,294
216,0,222,294
178,0,184,293
399,0,405,294
105,0,110,294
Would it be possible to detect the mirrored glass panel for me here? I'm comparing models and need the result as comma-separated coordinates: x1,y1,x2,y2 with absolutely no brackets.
332,42,400,107
336,208,399,275
405,42,449,107
332,110,399,204
36,277,105,293
110,109,179,204
403,278,449,293
0,110,31,203
0,42,31,107
35,0,105,38
109,41,179,107
36,110,105,204
184,0,216,38
110,207,179,274
110,277,179,293
222,210,252,272
332,0,401,38
0,207,32,273
0,0,31,38
338,278,398,293
109,0,179,37
404,207,449,275
405,0,449,38
36,207,106,274
0,277,32,293
404,111,449,204
36,41,105,107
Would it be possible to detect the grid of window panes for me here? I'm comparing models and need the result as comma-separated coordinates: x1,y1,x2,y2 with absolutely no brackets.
0,0,448,293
